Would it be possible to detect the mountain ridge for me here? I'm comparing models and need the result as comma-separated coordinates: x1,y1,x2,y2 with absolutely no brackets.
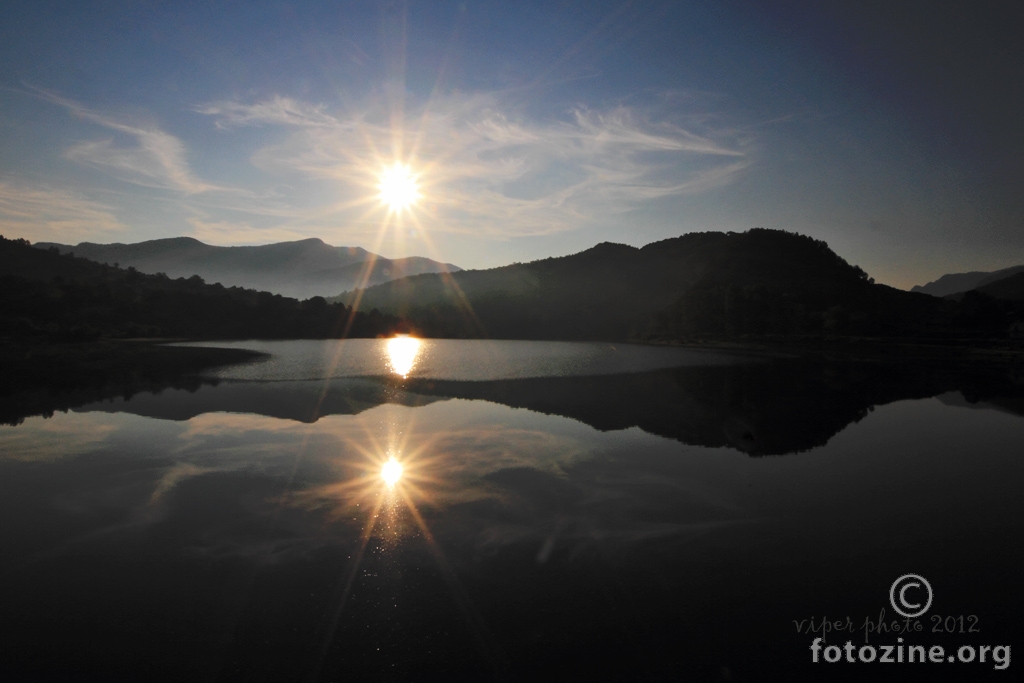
340,229,963,342
975,271,1024,301
36,236,460,299
911,264,1024,297
2,235,408,341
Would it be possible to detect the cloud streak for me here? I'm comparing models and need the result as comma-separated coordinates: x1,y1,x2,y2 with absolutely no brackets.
194,96,342,130
33,88,215,194
199,91,753,238
13,87,753,246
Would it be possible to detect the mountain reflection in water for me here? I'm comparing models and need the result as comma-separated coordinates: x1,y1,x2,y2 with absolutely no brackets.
1,340,1023,681
59,355,1024,456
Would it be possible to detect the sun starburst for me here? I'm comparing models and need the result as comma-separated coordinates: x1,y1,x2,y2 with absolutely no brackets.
378,163,420,212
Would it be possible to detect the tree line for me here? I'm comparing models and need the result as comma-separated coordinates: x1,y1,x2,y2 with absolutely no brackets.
0,235,409,341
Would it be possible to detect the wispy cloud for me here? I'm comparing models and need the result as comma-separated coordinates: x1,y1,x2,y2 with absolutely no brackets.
194,96,341,129
32,88,215,194
17,87,753,246
0,180,128,242
199,91,753,238
567,107,744,156
0,411,120,462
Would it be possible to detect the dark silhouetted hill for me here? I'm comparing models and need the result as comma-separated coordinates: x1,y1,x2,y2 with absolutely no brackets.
912,264,1024,297
0,341,266,426
975,271,1024,300
36,236,460,299
1,235,407,341
342,229,964,341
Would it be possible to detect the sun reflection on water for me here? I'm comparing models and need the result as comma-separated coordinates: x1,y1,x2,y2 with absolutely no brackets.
381,457,403,487
386,336,421,378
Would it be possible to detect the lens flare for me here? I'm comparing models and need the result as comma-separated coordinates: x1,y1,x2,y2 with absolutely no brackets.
381,458,403,486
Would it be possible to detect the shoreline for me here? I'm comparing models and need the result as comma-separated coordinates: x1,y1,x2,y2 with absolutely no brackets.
636,335,1024,365
3,335,1022,427
0,339,269,426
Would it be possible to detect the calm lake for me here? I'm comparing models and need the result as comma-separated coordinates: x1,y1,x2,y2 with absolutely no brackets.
1,339,1022,681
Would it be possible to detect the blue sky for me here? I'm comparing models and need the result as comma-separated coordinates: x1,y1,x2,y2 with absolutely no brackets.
1,1,1021,289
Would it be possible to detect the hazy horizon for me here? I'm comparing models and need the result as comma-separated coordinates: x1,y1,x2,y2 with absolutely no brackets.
2,1,1022,290
28,229,1016,293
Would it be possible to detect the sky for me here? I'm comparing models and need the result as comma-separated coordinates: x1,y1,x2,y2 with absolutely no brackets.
1,0,1022,289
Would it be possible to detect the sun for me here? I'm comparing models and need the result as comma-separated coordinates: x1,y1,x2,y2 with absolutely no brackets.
381,457,403,487
378,163,420,212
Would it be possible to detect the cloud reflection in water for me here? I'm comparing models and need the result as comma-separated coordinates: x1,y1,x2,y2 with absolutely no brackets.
4,364,1024,680
1,398,744,563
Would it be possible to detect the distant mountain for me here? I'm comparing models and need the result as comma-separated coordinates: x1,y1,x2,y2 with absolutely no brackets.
911,265,1024,297
976,271,1024,300
35,237,460,299
341,229,954,341
1,236,407,341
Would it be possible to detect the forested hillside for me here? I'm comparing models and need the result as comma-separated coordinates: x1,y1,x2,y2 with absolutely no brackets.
38,237,460,299
1,236,406,341
343,229,1007,342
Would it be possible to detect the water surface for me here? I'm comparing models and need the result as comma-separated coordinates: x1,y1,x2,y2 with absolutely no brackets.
1,340,1021,682
178,338,746,381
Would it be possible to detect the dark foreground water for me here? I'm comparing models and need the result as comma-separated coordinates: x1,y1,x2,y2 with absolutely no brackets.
1,339,1022,682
